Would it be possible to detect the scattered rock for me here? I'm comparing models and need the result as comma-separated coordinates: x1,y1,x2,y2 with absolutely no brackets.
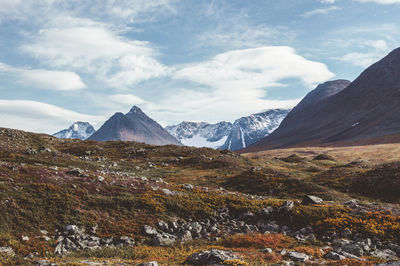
278,201,294,212
0,246,15,257
185,249,243,265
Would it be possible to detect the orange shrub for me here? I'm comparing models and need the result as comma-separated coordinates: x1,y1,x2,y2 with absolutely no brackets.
220,233,294,249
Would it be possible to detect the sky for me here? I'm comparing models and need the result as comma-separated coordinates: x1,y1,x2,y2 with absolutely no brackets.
0,0,400,134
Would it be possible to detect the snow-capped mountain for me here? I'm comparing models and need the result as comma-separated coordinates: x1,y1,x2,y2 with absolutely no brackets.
53,121,96,140
220,109,291,151
166,121,232,149
167,109,291,150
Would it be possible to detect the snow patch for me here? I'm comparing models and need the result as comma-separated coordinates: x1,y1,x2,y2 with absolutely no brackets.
181,135,228,149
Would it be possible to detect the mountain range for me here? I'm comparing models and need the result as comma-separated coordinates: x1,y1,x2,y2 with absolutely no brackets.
245,47,400,151
166,109,290,151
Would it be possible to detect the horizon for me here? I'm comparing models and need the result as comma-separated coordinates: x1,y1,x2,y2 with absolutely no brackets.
1,0,400,134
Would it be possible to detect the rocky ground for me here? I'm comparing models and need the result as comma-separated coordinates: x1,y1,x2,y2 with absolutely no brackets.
0,128,399,265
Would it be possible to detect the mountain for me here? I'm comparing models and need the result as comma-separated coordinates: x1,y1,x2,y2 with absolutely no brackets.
220,109,291,151
53,121,95,140
245,47,400,151
88,106,181,146
166,121,232,149
166,109,290,151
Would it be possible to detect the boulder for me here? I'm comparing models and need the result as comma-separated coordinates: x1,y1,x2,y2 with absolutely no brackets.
325,252,345,260
302,195,323,205
0,246,15,257
185,249,243,265
286,251,310,262
153,233,176,246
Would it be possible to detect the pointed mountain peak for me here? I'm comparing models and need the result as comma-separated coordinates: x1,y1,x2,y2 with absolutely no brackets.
127,106,144,115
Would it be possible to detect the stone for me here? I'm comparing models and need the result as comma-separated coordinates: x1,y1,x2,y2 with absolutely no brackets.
278,201,294,212
286,251,310,262
260,248,273,253
66,168,85,177
119,236,135,246
302,195,323,205
153,233,176,246
178,230,192,242
182,184,194,190
161,188,174,196
22,235,30,241
371,249,398,261
0,246,15,257
185,249,243,265
138,262,159,266
143,225,158,236
325,252,345,260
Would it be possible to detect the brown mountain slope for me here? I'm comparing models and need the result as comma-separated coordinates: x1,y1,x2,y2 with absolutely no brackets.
89,106,182,146
244,47,400,151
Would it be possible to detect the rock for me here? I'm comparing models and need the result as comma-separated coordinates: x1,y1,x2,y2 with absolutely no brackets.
22,235,30,241
178,230,192,242
153,232,176,246
301,195,323,205
325,252,345,260
185,249,243,265
26,147,37,155
286,251,310,262
260,248,273,253
182,184,194,190
371,249,398,260
339,251,361,260
0,246,15,257
66,168,85,177
97,176,105,182
278,201,294,212
138,262,159,266
118,236,135,246
143,225,158,236
161,188,174,196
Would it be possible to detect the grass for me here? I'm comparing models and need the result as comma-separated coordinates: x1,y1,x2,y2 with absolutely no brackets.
1,128,400,264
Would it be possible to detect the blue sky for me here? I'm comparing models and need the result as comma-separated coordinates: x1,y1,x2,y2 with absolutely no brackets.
0,0,400,133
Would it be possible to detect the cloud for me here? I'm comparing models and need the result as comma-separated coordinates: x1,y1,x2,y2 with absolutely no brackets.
301,6,341,18
0,62,86,91
355,0,400,4
0,100,104,134
109,94,146,106
336,40,389,67
22,26,168,88
137,46,335,125
174,46,334,90
320,0,336,3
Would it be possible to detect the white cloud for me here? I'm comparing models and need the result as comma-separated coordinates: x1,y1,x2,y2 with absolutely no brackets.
337,39,389,67
143,46,334,125
0,100,104,134
301,6,341,18
109,94,146,106
355,0,400,4
0,62,86,91
22,26,168,88
174,46,334,90
320,0,336,3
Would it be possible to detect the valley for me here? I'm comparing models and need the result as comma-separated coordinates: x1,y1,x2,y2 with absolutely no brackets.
1,128,399,265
